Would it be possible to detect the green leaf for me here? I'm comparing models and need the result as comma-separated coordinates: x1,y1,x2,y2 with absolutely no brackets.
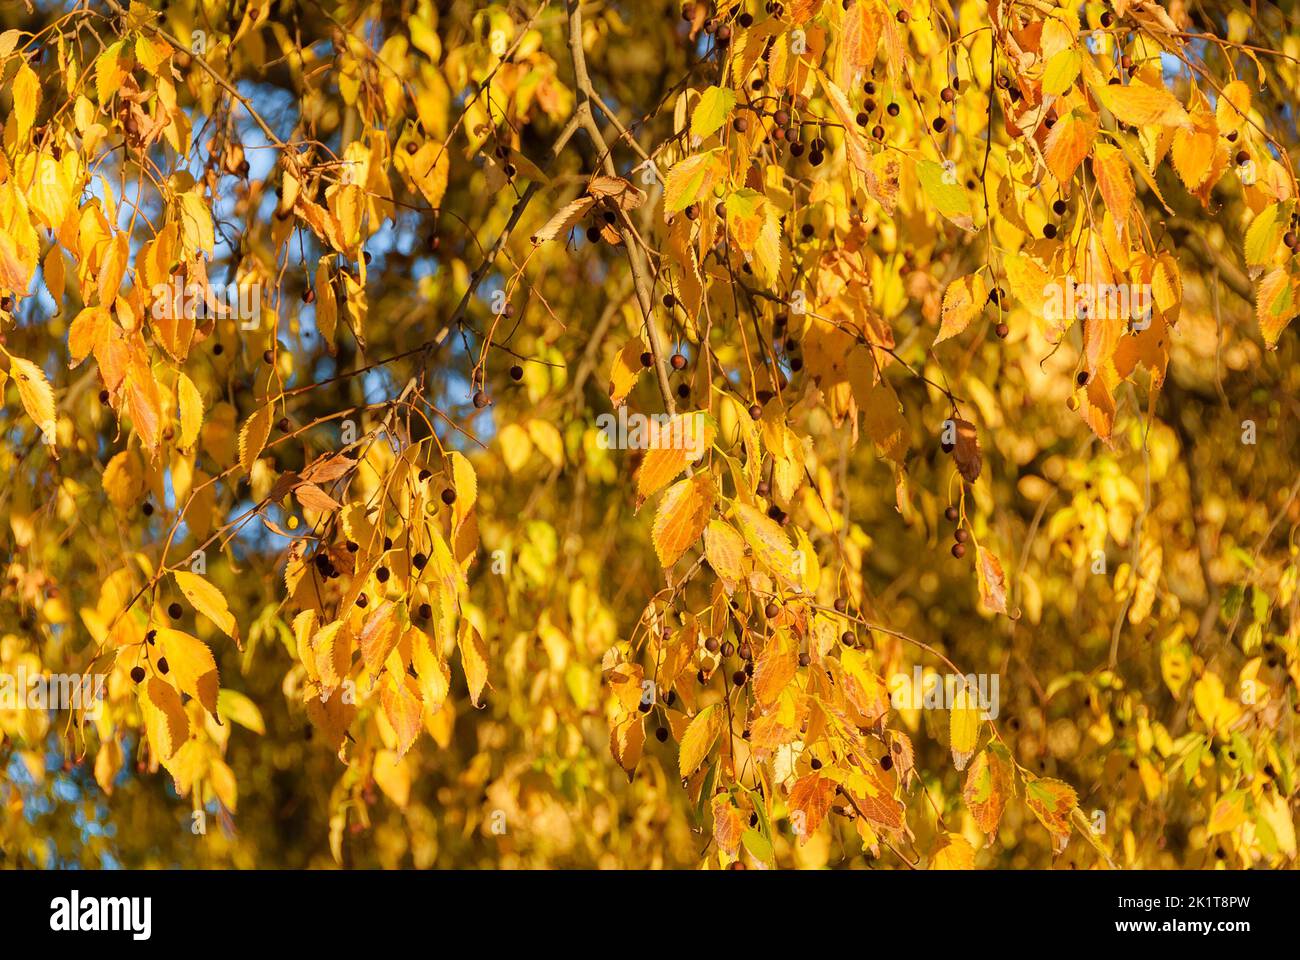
916,159,974,232
742,828,773,864
691,86,736,140
1244,202,1293,268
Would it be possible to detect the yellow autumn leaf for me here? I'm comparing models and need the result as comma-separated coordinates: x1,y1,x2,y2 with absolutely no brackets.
239,403,273,473
652,473,715,568
949,682,982,771
156,628,220,714
678,702,725,777
9,356,56,439
177,371,203,449
173,570,238,640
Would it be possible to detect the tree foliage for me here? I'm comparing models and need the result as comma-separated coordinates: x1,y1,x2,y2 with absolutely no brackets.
1,0,1299,869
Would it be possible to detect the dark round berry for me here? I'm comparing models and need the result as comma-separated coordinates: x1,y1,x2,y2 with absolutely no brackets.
145,629,157,645
670,353,687,370
656,726,669,743
1052,199,1067,215
764,601,779,619
871,124,885,140
157,657,169,675
303,286,316,304
880,754,894,771
951,542,967,559
748,403,762,420
841,631,855,647
143,502,154,516
995,321,1009,338
413,552,428,570
954,529,970,544
346,541,359,553
473,390,489,408
376,566,390,583
834,598,847,613
417,602,432,621
130,666,146,683
213,343,224,355
168,602,183,620
441,488,457,505
262,349,274,364
932,117,947,132
887,102,900,117
1076,370,1089,386
1235,150,1250,166
705,636,720,653
941,87,956,103
798,653,810,667
509,364,523,381
732,116,749,134
1043,223,1057,239
732,670,747,686
810,757,822,770
356,594,368,608
99,389,111,405
944,506,959,522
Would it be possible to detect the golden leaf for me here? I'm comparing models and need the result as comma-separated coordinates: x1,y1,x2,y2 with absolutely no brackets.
652,473,715,568
678,702,724,777
173,570,238,640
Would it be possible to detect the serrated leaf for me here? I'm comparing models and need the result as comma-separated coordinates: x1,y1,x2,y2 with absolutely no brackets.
177,371,203,449
936,273,987,344
173,570,238,640
156,628,219,715
1024,776,1078,854
636,411,714,501
10,357,55,439
679,702,725,777
1096,79,1188,128
663,152,721,217
916,159,974,232
238,403,273,473
949,682,982,771
963,745,1012,839
652,473,715,568
691,85,735,140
